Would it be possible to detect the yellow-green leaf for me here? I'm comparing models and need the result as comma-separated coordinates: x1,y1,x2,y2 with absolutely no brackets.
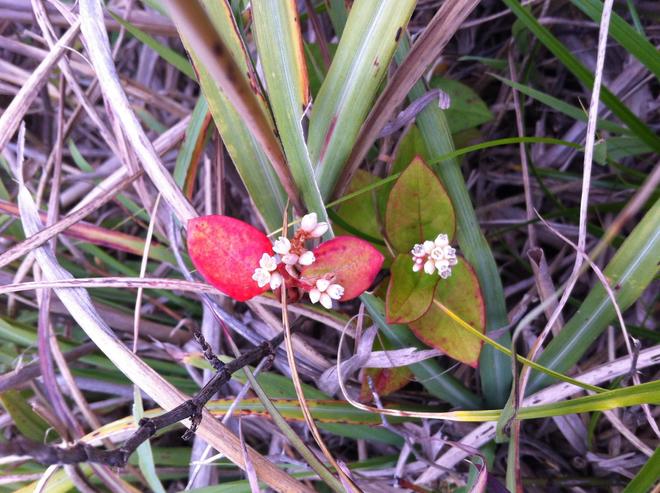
409,258,485,367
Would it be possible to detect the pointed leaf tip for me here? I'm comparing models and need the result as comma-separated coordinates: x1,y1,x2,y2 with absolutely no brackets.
385,156,455,253
187,215,272,301
300,236,384,300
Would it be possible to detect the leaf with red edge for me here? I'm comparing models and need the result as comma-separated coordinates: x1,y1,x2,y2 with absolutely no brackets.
386,254,439,324
187,215,272,301
385,156,455,253
300,236,384,300
409,257,485,367
360,366,413,402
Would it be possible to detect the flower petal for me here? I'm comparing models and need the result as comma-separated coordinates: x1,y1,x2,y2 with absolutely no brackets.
300,213,318,232
315,278,330,292
309,288,321,304
272,236,291,255
282,253,299,265
310,222,329,238
319,293,333,309
269,272,283,290
326,284,344,300
424,260,435,275
298,250,316,266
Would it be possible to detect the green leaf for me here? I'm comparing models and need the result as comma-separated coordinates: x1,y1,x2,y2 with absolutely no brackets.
0,390,50,442
361,294,484,409
252,0,329,224
395,38,512,406
386,254,439,324
377,125,430,216
385,156,456,253
622,446,660,493
333,170,389,256
409,258,485,367
528,197,660,392
430,78,493,133
182,0,287,231
308,0,416,199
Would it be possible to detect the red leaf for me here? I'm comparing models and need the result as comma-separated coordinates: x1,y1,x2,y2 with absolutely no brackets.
300,236,384,301
187,215,272,301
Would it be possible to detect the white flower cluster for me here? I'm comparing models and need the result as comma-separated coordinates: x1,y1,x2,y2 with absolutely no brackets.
251,213,344,309
309,279,344,309
411,233,457,279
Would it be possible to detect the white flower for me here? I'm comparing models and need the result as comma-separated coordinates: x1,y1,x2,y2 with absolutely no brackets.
252,253,282,289
309,278,344,309
300,212,329,238
259,253,278,272
298,250,316,266
411,233,457,278
282,253,299,265
273,236,291,255
252,268,271,288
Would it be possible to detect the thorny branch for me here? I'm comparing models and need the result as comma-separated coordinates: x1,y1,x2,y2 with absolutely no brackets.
1,329,288,467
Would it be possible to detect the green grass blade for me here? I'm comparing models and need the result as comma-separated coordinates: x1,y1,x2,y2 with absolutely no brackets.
360,294,483,409
109,10,195,78
251,1,328,222
528,197,660,392
492,74,630,135
622,446,660,493
571,0,660,79
395,39,512,407
180,0,288,230
501,0,660,153
307,0,416,199
173,97,209,189
133,389,166,493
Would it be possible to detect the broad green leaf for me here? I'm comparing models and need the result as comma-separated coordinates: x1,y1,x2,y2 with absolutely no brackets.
363,298,481,409
334,170,389,260
430,78,493,133
528,197,660,392
252,1,328,223
377,125,430,216
308,0,416,199
409,258,485,367
386,254,439,324
395,38,512,406
0,390,50,442
385,156,456,253
181,0,287,230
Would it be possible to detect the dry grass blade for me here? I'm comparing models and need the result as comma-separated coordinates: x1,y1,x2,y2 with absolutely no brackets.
79,0,197,225
0,19,80,152
334,0,480,197
0,173,140,270
414,344,660,484
12,146,310,493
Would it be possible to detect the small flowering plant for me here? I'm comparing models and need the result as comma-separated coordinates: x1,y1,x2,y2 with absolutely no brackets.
186,212,384,310
381,156,485,367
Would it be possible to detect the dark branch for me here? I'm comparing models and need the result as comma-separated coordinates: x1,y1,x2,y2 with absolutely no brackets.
2,329,288,467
